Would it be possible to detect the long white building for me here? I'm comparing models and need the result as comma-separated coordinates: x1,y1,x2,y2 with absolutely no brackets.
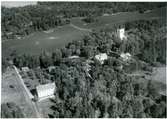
36,83,55,101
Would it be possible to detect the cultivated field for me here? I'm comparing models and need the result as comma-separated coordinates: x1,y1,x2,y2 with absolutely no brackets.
2,7,166,57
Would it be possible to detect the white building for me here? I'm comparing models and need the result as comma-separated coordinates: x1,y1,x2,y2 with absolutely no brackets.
120,52,132,61
36,83,55,101
117,28,126,41
68,55,79,59
103,13,109,16
21,67,30,72
95,53,108,64
48,66,56,72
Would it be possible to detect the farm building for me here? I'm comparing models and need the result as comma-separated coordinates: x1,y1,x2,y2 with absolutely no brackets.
36,83,56,101
21,67,30,72
117,28,127,41
95,53,108,64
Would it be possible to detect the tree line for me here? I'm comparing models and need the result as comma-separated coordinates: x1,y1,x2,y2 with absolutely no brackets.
2,2,166,40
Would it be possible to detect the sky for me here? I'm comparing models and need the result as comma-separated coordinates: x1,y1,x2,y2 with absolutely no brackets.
1,1,37,8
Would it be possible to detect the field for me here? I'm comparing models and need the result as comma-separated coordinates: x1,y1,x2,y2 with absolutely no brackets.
2,25,88,57
71,7,166,30
2,7,166,57
131,66,166,96
1,67,38,117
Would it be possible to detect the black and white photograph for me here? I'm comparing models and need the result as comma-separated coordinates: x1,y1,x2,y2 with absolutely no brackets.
1,1,167,118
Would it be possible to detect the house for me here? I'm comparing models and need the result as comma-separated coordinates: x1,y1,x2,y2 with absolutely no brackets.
21,67,30,72
103,13,109,16
120,52,132,62
48,66,56,73
36,83,55,101
95,53,108,64
117,28,127,41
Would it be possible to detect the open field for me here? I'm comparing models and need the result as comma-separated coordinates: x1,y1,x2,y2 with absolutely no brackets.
2,25,88,57
152,66,166,95
130,66,166,96
37,98,55,118
2,7,166,57
1,67,38,117
71,7,166,30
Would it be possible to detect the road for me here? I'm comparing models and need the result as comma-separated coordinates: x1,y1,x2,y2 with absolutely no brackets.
13,66,42,118
70,23,92,32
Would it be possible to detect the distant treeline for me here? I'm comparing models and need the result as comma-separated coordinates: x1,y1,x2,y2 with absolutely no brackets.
1,2,166,40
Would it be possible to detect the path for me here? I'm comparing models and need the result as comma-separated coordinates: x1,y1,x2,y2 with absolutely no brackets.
70,23,92,32
13,66,42,118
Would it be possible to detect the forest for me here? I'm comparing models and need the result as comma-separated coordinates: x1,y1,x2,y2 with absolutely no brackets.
2,18,166,118
1,2,166,118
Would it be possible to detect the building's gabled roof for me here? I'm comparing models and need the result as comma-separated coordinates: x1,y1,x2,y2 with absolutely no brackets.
36,83,55,93
21,67,29,71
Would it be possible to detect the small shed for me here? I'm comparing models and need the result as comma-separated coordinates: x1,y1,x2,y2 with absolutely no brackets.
21,67,30,72
95,53,108,64
36,83,55,101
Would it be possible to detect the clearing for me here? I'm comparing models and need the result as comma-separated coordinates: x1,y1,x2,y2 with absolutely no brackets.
1,67,40,118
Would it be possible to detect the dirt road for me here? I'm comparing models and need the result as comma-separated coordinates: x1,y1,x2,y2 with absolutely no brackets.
13,66,42,118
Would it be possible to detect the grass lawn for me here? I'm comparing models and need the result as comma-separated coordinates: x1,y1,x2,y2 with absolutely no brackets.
2,24,88,57
71,7,166,30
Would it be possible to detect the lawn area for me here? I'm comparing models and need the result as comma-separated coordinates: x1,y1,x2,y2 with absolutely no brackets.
2,24,88,57
71,7,166,30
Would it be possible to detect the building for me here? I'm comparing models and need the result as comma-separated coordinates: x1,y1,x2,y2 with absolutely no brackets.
117,28,127,41
21,67,30,72
68,55,79,59
48,66,56,73
36,83,55,101
103,13,109,16
95,53,108,64
120,52,132,61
